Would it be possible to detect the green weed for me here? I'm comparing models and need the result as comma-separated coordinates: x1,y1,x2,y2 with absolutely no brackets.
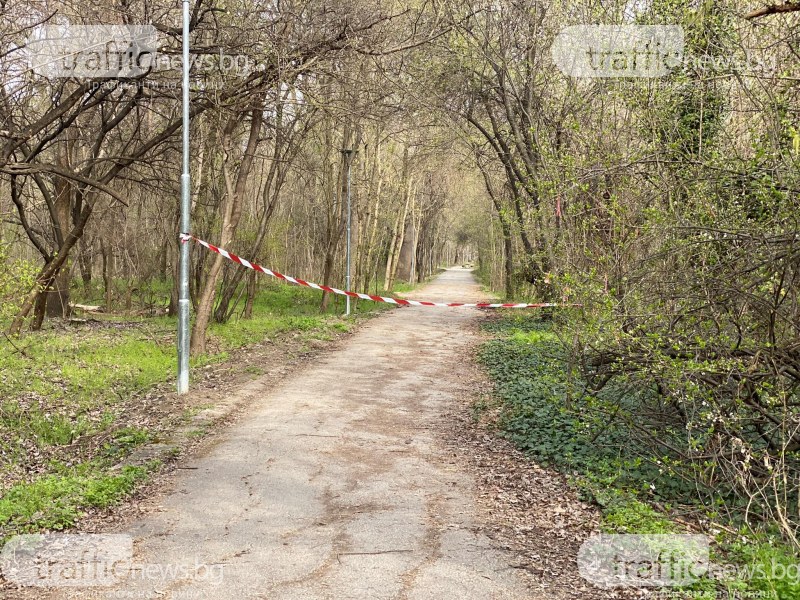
0,465,148,539
479,313,800,598
1,281,387,539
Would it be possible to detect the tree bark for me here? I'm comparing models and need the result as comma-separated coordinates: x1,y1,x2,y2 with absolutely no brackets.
745,3,800,19
101,238,113,310
8,201,93,335
191,108,263,355
212,96,303,323
321,124,360,311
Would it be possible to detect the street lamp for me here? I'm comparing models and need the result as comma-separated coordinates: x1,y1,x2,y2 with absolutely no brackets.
340,148,356,316
177,0,191,394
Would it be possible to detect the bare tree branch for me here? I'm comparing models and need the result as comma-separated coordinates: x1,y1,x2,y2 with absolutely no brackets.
745,2,800,19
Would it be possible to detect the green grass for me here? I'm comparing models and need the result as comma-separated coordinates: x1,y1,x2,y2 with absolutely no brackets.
389,280,419,293
0,283,383,458
600,493,677,534
72,276,174,310
101,427,152,460
720,535,800,598
478,313,800,597
0,321,176,407
0,462,151,539
478,314,697,501
1,403,96,447
208,282,389,348
0,279,391,540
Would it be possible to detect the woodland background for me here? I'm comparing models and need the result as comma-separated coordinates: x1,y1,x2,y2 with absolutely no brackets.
1,0,799,584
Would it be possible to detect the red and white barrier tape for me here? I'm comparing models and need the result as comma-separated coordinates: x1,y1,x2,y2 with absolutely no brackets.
180,234,578,309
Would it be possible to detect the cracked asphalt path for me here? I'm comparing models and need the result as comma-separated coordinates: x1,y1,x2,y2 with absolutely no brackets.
62,268,537,599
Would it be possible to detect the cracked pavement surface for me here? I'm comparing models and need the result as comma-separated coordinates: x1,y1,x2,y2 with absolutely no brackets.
48,268,538,599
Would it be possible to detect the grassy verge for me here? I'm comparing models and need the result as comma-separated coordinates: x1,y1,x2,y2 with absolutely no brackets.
477,313,800,599
0,462,154,535
0,280,392,541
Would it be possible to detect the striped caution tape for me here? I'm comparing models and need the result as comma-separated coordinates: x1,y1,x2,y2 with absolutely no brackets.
180,234,579,309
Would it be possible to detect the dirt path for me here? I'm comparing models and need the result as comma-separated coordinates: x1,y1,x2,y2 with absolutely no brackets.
43,268,540,599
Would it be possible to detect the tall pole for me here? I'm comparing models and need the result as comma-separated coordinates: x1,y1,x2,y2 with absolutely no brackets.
341,149,355,316
177,0,191,394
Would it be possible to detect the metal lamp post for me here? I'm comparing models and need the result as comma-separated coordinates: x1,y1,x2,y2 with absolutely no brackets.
177,0,191,394
341,149,356,316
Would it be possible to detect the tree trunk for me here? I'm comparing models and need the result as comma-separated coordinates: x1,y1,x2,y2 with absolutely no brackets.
361,171,383,292
45,267,72,319
8,201,94,335
321,125,360,310
395,217,416,283
45,175,74,319
101,239,114,310
243,270,256,319
213,123,289,323
32,286,48,331
78,237,93,287
386,176,413,290
501,213,514,300
191,108,263,355
384,212,401,290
